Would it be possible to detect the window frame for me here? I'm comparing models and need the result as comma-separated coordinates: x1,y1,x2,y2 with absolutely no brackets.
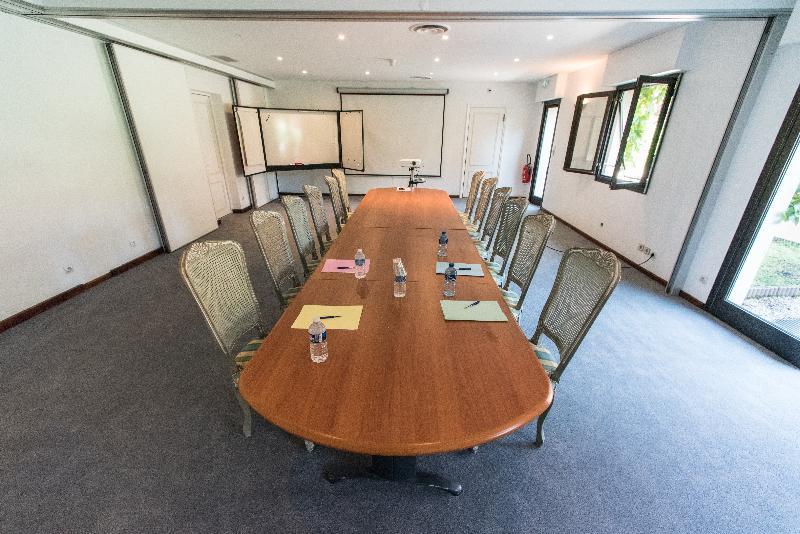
607,74,681,194
563,91,615,175
594,82,637,184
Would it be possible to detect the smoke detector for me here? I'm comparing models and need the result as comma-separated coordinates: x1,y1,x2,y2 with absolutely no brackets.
409,24,449,35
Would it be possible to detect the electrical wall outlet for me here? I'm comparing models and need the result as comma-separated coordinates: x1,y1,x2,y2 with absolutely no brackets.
700,276,708,285
638,244,653,256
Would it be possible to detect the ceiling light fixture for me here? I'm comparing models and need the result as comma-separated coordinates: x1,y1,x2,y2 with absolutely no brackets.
441,35,449,41
301,69,308,74
276,56,283,61
513,57,520,62
365,71,370,75
409,24,450,35
546,34,554,40
493,72,499,76
434,57,440,62
338,34,346,40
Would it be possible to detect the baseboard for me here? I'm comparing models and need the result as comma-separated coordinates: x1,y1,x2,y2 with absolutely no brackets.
0,247,164,334
678,290,706,309
232,206,252,214
541,208,671,285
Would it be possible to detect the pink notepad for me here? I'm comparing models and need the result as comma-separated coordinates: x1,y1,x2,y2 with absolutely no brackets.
322,258,371,273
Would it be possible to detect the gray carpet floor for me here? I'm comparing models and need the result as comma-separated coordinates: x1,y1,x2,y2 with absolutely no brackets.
2,195,799,533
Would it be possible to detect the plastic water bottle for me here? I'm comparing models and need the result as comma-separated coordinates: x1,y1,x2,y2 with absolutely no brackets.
437,231,448,257
309,317,328,363
443,262,457,297
354,248,366,279
393,259,407,298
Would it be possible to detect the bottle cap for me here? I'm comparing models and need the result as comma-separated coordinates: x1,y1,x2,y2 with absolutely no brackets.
448,262,455,267
312,317,321,324
356,248,363,253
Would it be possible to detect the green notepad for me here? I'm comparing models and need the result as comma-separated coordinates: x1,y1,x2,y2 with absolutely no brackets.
440,300,508,322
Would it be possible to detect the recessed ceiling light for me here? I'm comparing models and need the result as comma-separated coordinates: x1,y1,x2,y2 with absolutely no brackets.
546,34,554,40
276,56,283,61
338,34,346,40
493,72,499,76
441,34,449,40
365,71,370,75
513,57,520,62
434,57,440,62
301,69,308,74
429,72,434,75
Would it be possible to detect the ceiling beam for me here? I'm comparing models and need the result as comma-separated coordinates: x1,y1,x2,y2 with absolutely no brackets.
16,7,794,22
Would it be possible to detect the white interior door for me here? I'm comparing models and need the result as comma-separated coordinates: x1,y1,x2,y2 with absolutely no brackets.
192,93,231,219
462,107,505,196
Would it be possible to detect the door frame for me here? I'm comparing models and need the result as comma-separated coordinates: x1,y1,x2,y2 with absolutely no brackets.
529,98,561,205
459,106,506,197
707,83,800,365
191,91,233,217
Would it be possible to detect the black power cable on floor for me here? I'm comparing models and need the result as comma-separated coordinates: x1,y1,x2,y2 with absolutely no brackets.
622,253,655,270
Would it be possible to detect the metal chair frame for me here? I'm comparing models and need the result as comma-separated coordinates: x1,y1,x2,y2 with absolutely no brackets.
486,197,529,267
476,186,511,248
324,175,347,233
530,248,621,446
469,177,498,231
281,195,319,276
303,184,333,253
250,210,304,308
331,168,351,217
462,170,486,220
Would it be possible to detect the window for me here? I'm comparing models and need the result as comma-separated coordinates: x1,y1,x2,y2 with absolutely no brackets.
565,73,681,194
563,91,614,174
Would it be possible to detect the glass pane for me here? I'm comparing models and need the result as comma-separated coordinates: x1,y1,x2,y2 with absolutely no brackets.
728,141,800,340
533,106,559,198
568,96,609,171
599,89,634,178
617,82,670,182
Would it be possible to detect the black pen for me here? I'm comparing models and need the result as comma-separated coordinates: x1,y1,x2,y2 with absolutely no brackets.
336,266,352,269
319,315,342,319
458,267,472,271
464,301,480,309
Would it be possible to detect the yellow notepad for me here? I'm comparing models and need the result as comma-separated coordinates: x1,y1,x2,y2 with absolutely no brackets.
440,300,508,322
290,305,364,330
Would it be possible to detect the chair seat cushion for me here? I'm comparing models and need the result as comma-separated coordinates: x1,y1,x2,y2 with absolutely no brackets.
307,259,321,271
487,261,502,273
500,288,520,308
282,286,302,305
530,343,558,375
492,272,504,286
235,338,264,370
465,224,478,232
509,307,520,322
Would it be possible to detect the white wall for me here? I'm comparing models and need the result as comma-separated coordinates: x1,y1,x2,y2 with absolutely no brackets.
680,8,800,301
113,45,219,251
0,12,161,319
540,20,766,283
267,79,539,197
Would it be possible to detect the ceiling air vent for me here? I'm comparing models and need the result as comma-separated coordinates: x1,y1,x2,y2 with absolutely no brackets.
210,55,238,63
410,75,432,80
409,24,449,35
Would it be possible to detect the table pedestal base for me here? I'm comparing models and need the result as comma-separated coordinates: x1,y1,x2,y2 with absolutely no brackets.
324,456,463,496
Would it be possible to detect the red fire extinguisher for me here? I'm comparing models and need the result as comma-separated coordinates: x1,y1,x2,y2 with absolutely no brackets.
522,154,533,184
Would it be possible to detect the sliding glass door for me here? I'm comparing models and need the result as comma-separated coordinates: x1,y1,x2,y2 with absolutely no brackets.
709,86,800,365
529,99,560,205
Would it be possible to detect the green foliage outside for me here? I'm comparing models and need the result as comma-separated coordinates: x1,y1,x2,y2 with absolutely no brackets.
622,84,668,176
781,185,800,225
753,238,800,287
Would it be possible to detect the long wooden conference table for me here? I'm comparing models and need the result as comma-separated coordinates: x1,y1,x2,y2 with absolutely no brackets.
239,187,553,495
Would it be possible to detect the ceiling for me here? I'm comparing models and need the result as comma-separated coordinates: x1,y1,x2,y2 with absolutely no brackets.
94,18,683,82
14,0,791,82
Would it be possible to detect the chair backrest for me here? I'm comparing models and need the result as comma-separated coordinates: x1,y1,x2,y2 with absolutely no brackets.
463,170,486,218
471,177,497,228
303,184,331,245
489,197,529,265
532,248,621,382
479,186,512,244
323,175,347,232
180,240,264,356
331,168,351,215
250,210,302,307
502,213,555,308
281,195,318,275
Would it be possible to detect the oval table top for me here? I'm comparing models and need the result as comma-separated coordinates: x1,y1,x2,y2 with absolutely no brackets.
239,187,553,456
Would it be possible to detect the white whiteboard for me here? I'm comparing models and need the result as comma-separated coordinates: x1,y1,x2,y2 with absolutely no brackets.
234,107,266,175
260,109,339,167
340,93,445,176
